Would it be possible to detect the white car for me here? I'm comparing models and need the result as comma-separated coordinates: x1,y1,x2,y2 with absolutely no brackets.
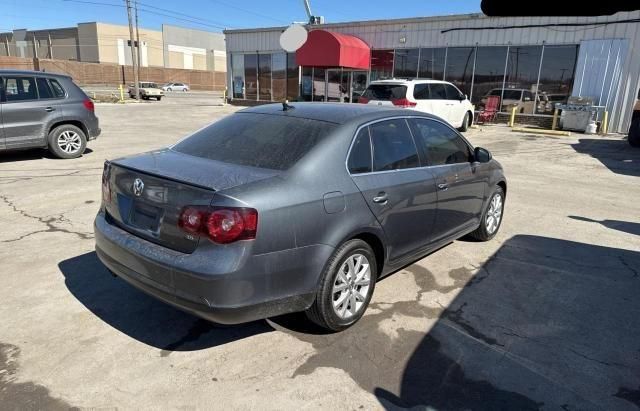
162,82,190,92
359,79,474,131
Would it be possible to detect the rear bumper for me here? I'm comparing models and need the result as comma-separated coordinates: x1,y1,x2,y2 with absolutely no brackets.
94,213,331,324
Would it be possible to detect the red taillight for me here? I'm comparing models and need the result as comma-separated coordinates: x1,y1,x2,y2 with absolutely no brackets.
101,161,111,203
179,206,258,244
358,96,369,104
83,98,95,112
391,98,417,108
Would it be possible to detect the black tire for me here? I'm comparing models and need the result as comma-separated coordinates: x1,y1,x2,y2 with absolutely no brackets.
306,239,377,332
458,112,471,132
628,115,640,147
47,124,87,159
468,185,505,242
142,95,149,100
156,96,162,101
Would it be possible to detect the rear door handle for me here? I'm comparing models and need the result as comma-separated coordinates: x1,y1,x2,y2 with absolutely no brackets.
437,183,449,190
372,192,388,203
45,107,55,112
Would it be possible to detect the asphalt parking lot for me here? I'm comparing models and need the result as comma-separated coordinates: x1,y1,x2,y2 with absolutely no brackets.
1,95,639,410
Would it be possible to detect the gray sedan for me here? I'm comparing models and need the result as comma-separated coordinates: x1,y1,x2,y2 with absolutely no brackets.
94,103,506,331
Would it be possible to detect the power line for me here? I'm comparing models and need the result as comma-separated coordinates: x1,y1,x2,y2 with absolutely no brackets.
135,1,230,28
206,0,289,24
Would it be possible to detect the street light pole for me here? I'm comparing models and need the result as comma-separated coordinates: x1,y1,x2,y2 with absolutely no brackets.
134,0,142,85
125,0,139,100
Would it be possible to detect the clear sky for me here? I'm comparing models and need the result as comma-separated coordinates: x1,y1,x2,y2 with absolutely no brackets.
2,0,482,33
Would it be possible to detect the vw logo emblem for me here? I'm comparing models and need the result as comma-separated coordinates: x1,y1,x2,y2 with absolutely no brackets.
132,178,144,197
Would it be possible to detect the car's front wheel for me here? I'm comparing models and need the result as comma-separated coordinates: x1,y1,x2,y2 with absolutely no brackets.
469,185,505,241
306,239,377,331
48,124,87,159
458,111,471,132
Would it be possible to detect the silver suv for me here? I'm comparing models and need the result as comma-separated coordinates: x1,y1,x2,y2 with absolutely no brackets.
0,70,100,159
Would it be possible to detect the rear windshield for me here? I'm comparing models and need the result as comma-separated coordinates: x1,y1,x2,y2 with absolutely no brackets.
172,113,336,170
362,84,407,100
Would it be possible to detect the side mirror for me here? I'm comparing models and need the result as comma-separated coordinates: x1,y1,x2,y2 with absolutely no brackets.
460,94,467,101
474,147,492,163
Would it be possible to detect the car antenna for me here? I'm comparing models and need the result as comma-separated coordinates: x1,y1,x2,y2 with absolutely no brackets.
282,100,295,111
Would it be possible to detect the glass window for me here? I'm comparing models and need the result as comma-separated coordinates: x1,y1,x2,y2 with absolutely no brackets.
538,45,578,107
428,83,447,100
503,45,542,113
244,54,258,100
413,83,429,100
418,48,446,80
362,84,407,101
272,53,286,101
444,47,475,97
36,77,53,99
173,113,336,171
301,66,312,101
49,79,65,98
471,46,508,106
3,77,37,101
348,128,372,174
445,84,463,100
370,49,394,81
409,118,471,166
370,119,419,171
258,54,272,101
232,54,245,99
313,68,325,102
286,53,299,101
393,48,419,78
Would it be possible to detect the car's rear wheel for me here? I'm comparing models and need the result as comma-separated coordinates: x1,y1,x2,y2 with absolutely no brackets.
48,124,87,159
306,239,377,332
468,185,505,241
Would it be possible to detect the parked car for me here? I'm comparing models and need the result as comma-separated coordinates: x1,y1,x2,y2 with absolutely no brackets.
162,82,189,92
359,79,475,132
481,88,536,113
95,103,506,331
128,81,164,100
0,70,100,159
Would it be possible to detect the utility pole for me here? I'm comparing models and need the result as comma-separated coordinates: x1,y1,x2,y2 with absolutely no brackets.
134,0,142,83
125,0,140,100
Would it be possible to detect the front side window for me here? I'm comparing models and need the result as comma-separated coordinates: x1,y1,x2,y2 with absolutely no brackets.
370,119,419,171
348,128,372,174
3,77,37,102
428,83,447,100
445,84,463,100
172,113,335,171
409,118,471,166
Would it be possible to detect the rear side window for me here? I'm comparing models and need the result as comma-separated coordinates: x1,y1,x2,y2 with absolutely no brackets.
49,79,66,98
362,84,407,100
413,84,429,100
36,77,53,99
3,77,37,101
370,119,419,171
172,113,336,171
348,128,372,174
409,118,471,165
428,83,447,100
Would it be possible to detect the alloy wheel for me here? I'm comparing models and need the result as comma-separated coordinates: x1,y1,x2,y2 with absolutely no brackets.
485,193,503,235
57,131,82,154
332,253,371,320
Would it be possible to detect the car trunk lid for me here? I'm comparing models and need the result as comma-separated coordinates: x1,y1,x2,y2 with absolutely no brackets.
104,149,279,253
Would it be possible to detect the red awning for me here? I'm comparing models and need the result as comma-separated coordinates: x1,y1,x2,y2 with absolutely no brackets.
296,30,370,70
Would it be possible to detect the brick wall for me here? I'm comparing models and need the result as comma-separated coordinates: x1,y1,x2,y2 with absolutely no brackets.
494,112,554,129
0,56,226,91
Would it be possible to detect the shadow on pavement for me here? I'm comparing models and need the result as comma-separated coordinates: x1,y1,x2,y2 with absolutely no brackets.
569,215,640,237
58,252,273,354
571,138,640,177
0,148,93,163
374,235,640,409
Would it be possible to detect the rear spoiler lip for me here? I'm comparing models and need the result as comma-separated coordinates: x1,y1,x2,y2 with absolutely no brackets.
110,161,217,193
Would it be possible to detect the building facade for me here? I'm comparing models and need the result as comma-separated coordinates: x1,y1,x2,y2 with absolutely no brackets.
1,22,225,72
224,11,640,133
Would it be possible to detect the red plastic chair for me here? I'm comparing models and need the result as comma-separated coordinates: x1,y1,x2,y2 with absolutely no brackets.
477,95,500,123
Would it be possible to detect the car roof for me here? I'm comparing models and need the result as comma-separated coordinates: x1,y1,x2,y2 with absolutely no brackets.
370,78,449,85
0,69,71,79
239,102,438,125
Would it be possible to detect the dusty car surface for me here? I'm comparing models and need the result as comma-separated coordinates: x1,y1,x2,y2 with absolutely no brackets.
94,102,507,331
129,81,164,100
